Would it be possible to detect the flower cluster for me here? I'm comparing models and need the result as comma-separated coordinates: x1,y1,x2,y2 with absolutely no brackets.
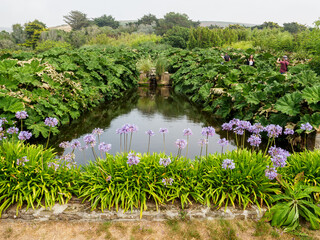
7,127,19,135
159,157,171,167
268,146,290,168
162,178,174,186
98,142,112,152
264,124,282,138
15,111,28,120
44,117,59,127
222,159,235,170
301,122,313,132
71,140,81,150
127,152,140,166
198,138,208,146
16,156,29,166
247,134,261,147
201,126,215,137
117,124,138,134
183,128,193,136
48,162,59,171
265,166,278,180
18,131,32,140
175,139,187,149
146,130,155,136
217,138,229,147
159,128,168,134
92,128,104,135
83,134,96,147
284,127,294,135
59,141,70,149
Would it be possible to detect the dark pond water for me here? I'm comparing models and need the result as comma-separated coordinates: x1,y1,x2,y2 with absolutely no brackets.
45,86,236,165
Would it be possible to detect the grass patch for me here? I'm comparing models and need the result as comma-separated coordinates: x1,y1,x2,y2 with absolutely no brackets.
96,221,114,239
4,227,13,239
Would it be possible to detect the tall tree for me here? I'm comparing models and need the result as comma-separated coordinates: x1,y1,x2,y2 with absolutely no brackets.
155,12,200,35
254,22,281,29
93,15,119,29
24,21,46,49
11,24,26,44
137,14,158,25
64,10,90,30
283,22,307,34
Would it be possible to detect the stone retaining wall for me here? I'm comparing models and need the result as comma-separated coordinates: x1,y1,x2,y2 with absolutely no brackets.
1,198,266,222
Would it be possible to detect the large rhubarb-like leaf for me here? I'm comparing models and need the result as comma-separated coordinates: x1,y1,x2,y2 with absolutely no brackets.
275,92,302,116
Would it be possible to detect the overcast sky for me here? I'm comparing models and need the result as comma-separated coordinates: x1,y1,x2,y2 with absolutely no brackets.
1,0,319,28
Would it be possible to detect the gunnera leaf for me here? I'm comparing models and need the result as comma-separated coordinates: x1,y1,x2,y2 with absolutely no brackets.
275,92,302,116
302,85,320,104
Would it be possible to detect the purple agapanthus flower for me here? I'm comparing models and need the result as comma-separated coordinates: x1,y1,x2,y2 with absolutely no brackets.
18,131,32,140
116,128,123,134
16,156,29,166
48,162,59,171
127,152,140,166
221,123,233,131
159,157,171,167
162,178,174,186
127,124,138,133
264,124,282,138
183,128,193,136
44,117,59,127
268,146,290,158
7,127,19,134
15,111,28,120
222,159,235,170
218,138,229,147
70,140,81,150
198,138,209,146
301,122,313,132
159,128,168,134
92,128,104,135
98,142,112,152
238,120,252,131
60,153,75,162
201,126,215,137
59,141,70,149
265,166,277,180
175,139,187,149
83,134,96,147
233,127,244,135
268,146,290,168
247,134,262,147
250,123,264,134
284,128,294,135
146,130,155,136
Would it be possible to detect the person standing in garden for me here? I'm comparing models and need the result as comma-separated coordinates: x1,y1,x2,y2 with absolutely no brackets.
223,53,231,62
246,55,255,66
277,56,289,74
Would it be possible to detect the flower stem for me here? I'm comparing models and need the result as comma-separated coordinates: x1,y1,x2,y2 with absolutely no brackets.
206,135,208,158
185,136,189,159
45,127,51,150
147,136,150,154
129,132,133,152
163,134,166,154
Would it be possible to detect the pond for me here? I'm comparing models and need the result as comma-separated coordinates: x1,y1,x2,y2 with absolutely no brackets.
45,86,236,165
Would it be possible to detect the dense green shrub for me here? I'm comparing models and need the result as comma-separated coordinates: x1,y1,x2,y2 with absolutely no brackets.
0,46,139,138
0,140,78,216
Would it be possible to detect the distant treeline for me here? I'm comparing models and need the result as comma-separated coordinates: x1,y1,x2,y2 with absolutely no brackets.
1,11,320,60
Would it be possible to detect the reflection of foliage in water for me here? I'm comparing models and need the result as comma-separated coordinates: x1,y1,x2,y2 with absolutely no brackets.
136,87,221,126
39,86,238,153
37,91,140,151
